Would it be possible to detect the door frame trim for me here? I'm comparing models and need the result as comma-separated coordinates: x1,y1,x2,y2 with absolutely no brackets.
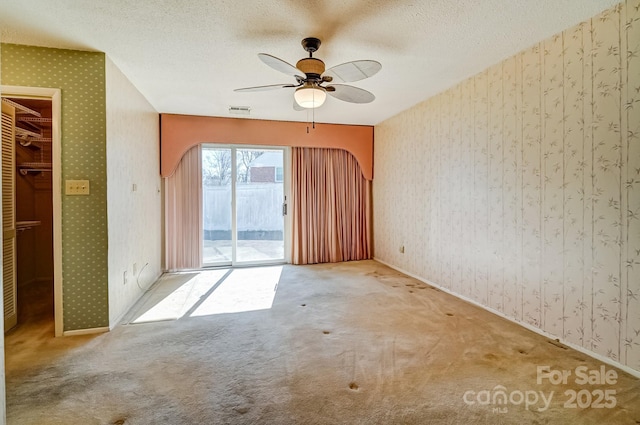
1,85,63,337
201,144,290,267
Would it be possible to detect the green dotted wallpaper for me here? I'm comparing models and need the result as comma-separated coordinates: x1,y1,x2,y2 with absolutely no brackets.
1,43,109,330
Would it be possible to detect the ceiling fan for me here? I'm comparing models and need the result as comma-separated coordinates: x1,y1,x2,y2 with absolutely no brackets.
234,37,381,110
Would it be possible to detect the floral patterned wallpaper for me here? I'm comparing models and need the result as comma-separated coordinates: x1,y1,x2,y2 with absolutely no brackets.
105,57,162,326
373,0,640,372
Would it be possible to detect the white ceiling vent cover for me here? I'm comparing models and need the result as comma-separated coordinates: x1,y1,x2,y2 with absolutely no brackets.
229,106,251,115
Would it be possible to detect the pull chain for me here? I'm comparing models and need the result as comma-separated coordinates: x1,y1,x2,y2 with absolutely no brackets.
304,100,317,134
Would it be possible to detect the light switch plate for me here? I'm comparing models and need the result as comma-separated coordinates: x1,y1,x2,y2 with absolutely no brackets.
65,179,90,195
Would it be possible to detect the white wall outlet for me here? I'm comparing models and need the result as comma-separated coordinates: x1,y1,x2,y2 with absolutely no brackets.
65,179,90,195
123,270,128,285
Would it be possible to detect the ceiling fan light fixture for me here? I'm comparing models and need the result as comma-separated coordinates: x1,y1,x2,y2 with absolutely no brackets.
236,37,379,111
294,85,326,109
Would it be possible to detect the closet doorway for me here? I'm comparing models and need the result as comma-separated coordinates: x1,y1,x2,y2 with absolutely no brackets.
202,146,287,267
1,86,62,337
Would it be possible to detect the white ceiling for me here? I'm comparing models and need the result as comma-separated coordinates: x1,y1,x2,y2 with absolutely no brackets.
0,0,619,126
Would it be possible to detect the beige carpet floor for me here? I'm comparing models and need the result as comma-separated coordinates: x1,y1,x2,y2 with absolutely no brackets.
4,260,640,424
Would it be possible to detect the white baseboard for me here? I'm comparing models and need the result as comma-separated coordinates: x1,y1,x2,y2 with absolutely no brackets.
373,257,640,380
62,326,109,337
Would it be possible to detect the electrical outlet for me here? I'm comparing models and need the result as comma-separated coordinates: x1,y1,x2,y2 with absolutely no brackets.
123,270,128,285
399,245,405,254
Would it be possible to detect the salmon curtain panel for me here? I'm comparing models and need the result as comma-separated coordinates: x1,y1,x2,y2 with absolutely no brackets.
291,147,371,265
164,145,202,271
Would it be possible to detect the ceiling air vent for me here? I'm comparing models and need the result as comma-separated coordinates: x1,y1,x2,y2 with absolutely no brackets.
229,106,251,115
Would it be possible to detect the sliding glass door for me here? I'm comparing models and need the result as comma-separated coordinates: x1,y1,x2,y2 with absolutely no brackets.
235,148,285,263
202,147,233,264
202,146,286,266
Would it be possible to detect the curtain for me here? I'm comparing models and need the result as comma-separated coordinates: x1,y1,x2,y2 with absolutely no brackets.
291,147,371,265
165,145,202,270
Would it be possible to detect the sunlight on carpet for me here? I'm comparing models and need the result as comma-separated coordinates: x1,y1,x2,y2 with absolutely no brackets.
189,266,282,317
130,266,282,323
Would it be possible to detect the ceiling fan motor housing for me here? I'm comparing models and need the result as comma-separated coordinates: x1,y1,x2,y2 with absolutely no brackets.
296,57,325,80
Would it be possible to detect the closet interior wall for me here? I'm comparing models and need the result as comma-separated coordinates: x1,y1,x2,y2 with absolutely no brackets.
9,97,54,291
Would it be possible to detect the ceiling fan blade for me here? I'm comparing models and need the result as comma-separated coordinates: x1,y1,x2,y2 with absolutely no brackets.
326,84,375,104
258,53,304,78
323,60,381,83
234,84,297,92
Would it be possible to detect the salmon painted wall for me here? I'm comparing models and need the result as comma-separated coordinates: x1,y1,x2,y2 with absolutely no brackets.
160,114,374,180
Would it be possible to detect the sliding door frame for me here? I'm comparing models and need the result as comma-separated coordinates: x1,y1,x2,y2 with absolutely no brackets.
201,144,290,268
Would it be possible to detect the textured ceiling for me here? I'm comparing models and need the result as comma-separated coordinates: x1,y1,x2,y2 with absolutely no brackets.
0,0,619,125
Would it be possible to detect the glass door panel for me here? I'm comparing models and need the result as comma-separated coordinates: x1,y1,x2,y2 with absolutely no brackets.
202,147,233,266
235,148,285,264
202,146,286,266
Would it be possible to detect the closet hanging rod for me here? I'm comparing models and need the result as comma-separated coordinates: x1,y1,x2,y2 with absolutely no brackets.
15,127,42,139
19,169,52,175
18,162,52,176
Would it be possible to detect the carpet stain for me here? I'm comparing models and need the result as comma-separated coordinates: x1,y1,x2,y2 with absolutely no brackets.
348,382,359,391
301,304,306,307
483,353,498,361
323,331,330,335
112,418,127,425
233,407,250,415
445,313,454,317
409,290,414,293
517,349,528,355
